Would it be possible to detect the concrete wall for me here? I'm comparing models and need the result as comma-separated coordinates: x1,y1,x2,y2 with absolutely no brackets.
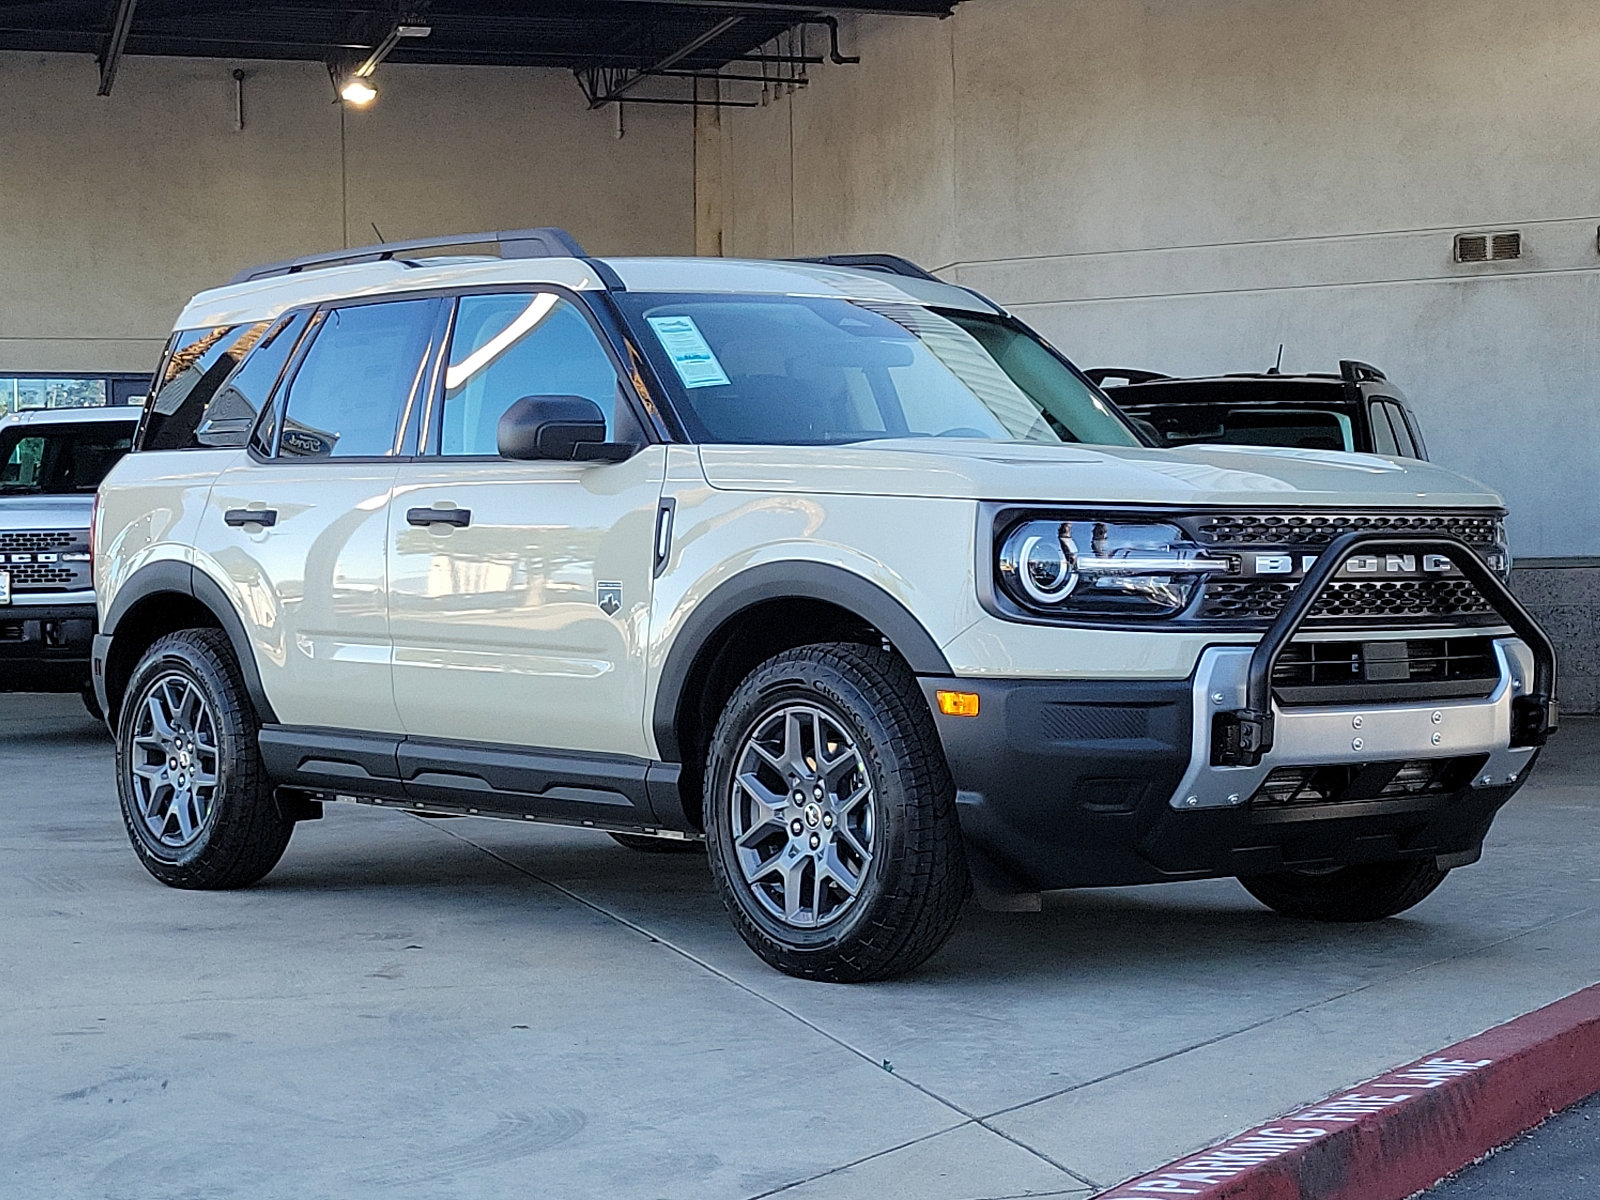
0,52,691,376
711,0,1600,562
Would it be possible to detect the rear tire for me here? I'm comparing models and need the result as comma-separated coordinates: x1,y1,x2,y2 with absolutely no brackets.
704,643,969,982
115,629,293,889
1239,859,1449,922
608,832,701,854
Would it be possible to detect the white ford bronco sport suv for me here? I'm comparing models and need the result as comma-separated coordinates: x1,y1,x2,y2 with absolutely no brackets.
93,229,1558,982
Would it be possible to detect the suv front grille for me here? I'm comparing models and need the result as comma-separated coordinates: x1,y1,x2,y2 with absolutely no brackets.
0,531,76,554
1180,509,1506,629
0,530,90,594
1271,636,1501,704
1201,578,1497,623
1192,512,1503,547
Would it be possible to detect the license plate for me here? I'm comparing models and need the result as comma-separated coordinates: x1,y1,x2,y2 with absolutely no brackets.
0,571,9,605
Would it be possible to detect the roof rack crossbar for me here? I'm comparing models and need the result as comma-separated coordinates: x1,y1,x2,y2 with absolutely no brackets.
230,227,590,285
790,253,941,282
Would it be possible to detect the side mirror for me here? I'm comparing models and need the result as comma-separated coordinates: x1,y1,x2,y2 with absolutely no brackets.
497,395,633,462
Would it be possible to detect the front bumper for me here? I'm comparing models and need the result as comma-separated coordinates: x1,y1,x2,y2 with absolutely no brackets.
924,532,1558,893
923,638,1535,891
0,603,97,692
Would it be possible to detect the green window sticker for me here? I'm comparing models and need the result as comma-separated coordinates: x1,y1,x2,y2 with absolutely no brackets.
647,315,731,389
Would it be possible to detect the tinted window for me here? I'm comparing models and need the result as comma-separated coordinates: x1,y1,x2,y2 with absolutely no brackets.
615,294,1138,448
0,422,135,494
1369,402,1400,455
1117,402,1355,451
141,323,270,451
278,300,438,459
439,293,619,456
194,311,311,448
1378,401,1418,458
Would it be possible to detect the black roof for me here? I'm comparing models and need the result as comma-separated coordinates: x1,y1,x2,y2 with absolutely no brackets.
0,2,956,71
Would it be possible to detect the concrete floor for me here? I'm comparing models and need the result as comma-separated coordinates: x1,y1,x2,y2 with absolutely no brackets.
2,694,1597,1200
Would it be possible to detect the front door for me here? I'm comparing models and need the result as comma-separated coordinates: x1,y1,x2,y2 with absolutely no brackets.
387,291,665,760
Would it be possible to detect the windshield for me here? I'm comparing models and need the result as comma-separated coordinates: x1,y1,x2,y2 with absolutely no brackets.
0,422,135,494
615,294,1141,447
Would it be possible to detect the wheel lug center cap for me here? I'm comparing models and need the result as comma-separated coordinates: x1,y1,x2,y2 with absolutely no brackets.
803,801,823,829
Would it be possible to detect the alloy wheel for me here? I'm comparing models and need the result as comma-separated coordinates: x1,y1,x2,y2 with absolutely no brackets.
127,672,221,850
729,702,876,929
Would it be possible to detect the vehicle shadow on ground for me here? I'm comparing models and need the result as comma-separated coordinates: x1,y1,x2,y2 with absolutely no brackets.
254,826,1458,986
0,710,108,750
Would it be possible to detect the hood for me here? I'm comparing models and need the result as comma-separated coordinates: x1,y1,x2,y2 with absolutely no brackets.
0,493,95,533
697,439,1503,510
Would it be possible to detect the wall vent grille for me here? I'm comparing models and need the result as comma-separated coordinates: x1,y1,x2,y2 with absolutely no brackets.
1454,230,1521,263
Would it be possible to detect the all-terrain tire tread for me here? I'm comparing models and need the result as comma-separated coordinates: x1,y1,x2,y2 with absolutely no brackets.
705,642,969,982
116,628,293,890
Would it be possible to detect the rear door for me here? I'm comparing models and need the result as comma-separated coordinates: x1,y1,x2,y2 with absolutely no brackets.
386,290,665,761
202,297,443,732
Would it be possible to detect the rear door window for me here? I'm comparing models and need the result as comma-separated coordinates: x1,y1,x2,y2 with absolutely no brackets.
276,299,440,459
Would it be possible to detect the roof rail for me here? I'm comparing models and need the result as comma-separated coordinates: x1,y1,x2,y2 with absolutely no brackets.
229,227,590,285
790,253,941,282
1339,359,1387,385
1084,367,1173,387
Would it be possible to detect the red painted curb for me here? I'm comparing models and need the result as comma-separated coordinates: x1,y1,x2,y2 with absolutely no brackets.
1098,982,1600,1199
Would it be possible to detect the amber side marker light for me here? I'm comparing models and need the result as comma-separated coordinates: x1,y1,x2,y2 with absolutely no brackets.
936,690,981,717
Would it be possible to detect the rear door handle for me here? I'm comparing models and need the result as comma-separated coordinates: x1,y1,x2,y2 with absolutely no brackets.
406,506,472,528
224,508,277,528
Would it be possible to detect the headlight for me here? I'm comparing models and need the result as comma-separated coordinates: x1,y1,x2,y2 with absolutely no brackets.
997,518,1228,617
1488,521,1512,580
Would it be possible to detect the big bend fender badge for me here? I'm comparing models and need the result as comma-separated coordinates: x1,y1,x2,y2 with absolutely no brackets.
597,581,623,616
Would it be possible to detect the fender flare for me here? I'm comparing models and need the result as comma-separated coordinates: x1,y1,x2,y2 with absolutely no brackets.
103,561,279,724
651,561,951,762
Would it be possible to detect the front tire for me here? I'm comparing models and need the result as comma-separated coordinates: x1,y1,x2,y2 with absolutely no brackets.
704,643,969,982
115,629,293,889
1239,859,1449,922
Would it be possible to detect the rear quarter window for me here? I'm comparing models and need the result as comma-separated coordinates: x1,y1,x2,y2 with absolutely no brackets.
138,313,311,452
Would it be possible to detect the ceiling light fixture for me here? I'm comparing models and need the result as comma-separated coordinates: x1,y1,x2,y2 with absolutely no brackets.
340,78,378,105
331,17,430,107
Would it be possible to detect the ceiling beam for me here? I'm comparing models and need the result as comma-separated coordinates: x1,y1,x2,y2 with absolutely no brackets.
95,0,138,95
587,13,743,106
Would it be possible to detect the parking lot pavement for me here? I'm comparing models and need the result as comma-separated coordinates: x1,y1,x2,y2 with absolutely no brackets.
1425,1091,1599,1198
2,696,1597,1200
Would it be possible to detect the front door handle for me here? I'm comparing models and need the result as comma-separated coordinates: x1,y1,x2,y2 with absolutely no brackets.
406,506,472,528
224,508,277,528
